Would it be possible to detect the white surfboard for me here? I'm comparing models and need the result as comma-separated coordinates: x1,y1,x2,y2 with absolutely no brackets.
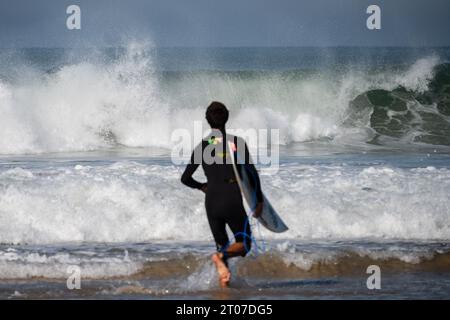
227,141,288,233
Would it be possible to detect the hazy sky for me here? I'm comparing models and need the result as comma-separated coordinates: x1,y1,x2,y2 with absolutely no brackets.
0,0,449,47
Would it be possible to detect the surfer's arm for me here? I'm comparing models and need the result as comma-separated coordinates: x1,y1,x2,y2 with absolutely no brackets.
181,163,204,189
181,149,206,190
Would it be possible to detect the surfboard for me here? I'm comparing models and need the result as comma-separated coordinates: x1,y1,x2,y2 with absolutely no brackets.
227,141,288,233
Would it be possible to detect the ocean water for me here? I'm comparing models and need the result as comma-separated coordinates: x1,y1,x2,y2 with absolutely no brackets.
0,45,449,299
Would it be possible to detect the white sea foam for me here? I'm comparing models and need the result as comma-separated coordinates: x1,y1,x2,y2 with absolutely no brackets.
0,42,442,154
0,161,449,245
0,249,141,279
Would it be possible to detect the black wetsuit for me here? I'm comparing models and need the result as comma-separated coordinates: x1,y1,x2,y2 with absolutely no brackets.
181,131,263,255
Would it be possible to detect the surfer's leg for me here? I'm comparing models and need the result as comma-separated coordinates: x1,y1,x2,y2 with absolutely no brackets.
207,214,229,253
212,235,248,288
220,242,246,258
206,214,231,287
226,210,252,257
211,253,231,288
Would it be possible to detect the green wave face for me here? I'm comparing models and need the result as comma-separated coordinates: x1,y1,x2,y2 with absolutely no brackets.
349,63,450,146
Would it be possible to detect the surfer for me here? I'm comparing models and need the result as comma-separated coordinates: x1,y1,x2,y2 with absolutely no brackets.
181,101,263,288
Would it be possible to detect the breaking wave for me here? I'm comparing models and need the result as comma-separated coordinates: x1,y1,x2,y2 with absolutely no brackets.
0,44,449,154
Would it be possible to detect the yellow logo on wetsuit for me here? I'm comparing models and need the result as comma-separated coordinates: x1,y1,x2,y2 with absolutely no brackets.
208,136,222,145
208,137,236,159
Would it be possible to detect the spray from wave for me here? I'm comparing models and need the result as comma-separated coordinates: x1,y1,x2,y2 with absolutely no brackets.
0,43,449,154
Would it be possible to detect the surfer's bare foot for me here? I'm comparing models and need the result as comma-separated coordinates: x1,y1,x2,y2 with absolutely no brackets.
212,253,230,288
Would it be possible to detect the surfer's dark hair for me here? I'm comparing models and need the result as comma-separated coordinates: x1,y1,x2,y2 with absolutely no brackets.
206,101,229,129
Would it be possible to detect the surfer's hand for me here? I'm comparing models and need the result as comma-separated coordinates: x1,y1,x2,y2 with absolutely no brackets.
200,184,207,194
253,202,263,218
